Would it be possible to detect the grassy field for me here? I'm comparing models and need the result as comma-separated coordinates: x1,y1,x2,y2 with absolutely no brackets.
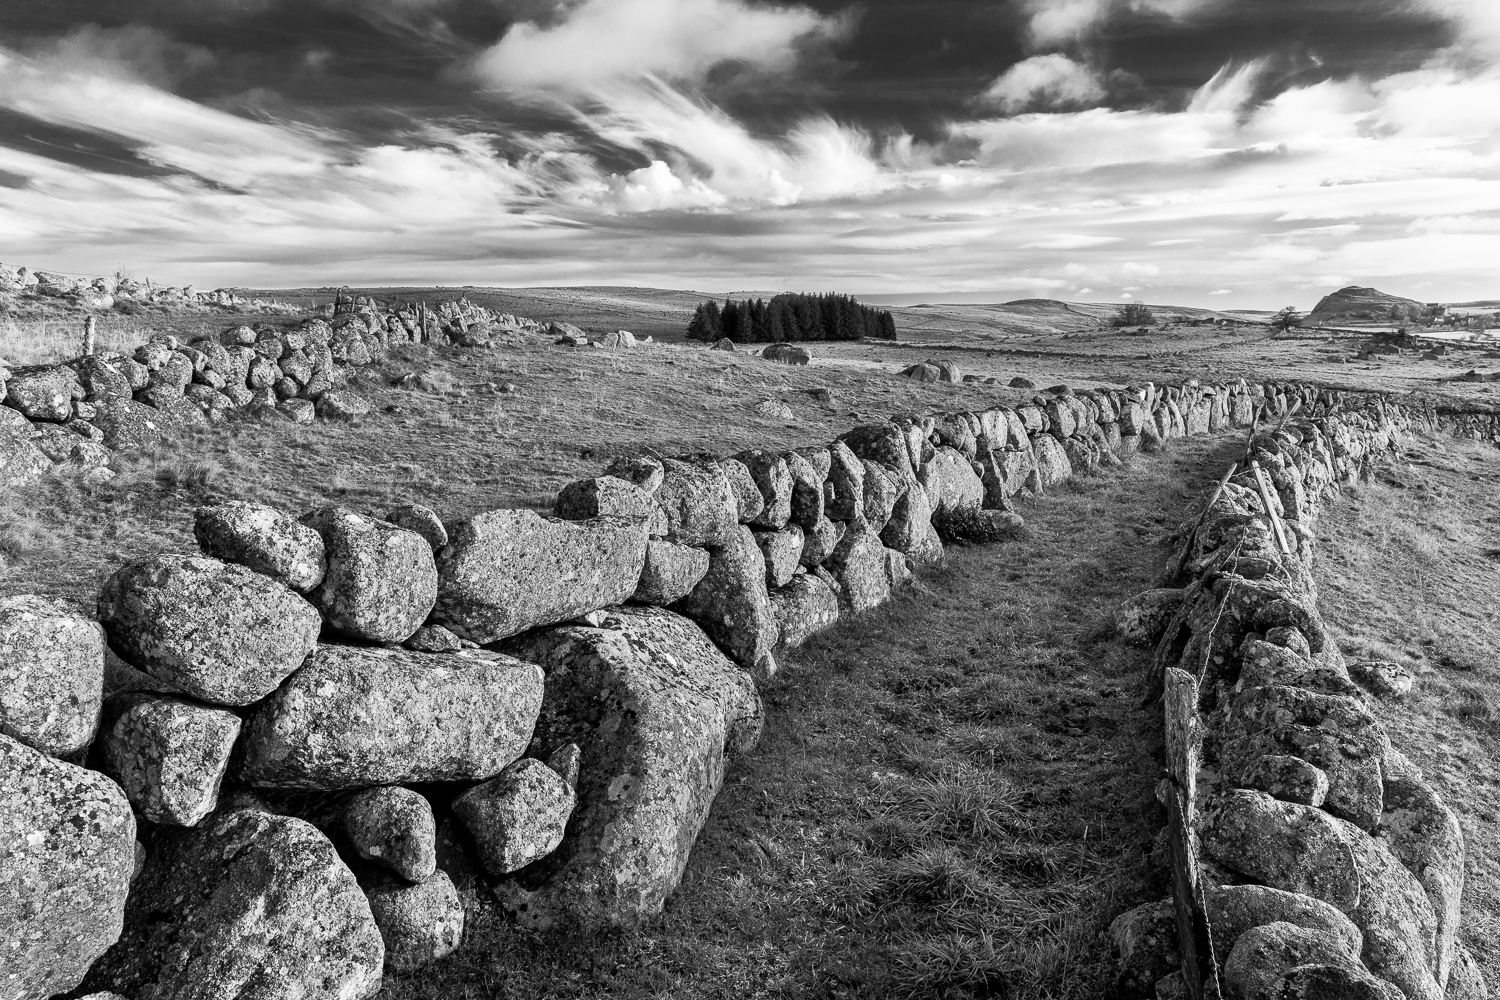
377,433,1238,1000
1312,434,1500,982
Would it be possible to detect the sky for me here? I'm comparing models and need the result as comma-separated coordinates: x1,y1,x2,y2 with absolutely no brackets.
1,0,1499,307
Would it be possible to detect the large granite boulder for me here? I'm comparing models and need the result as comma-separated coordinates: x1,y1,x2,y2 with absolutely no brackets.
1200,789,1361,912
880,479,941,561
676,524,780,682
96,554,322,707
733,450,793,529
840,424,915,483
1032,434,1073,486
0,595,105,756
300,507,437,643
343,786,436,883
434,509,647,643
90,399,166,451
1,734,136,1000
825,441,866,521
101,694,241,826
239,644,543,789
754,524,805,588
0,431,50,488
499,606,762,929
826,519,892,613
656,458,737,546
82,808,384,1000
5,365,79,422
362,872,463,973
195,501,327,593
633,539,711,605
452,756,576,876
719,458,765,524
1223,922,1363,1000
861,459,903,532
921,446,985,514
769,573,840,647
783,449,826,529
554,476,656,527
1203,883,1363,968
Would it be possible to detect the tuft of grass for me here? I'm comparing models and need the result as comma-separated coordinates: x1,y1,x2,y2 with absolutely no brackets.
0,512,62,564
154,458,224,490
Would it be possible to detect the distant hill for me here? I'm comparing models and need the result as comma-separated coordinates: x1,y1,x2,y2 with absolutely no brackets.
1304,286,1431,327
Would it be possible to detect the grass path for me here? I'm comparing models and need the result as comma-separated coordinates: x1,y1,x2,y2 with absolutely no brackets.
383,433,1239,1000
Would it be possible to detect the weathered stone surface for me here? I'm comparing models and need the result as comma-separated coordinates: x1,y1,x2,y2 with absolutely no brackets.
301,507,438,643
315,389,372,420
0,595,104,757
677,524,779,682
799,515,845,567
554,476,655,526
5,365,79,421
1032,433,1073,485
1271,964,1406,1000
761,343,811,365
435,508,647,643
880,479,939,559
1334,813,1444,1000
604,455,665,494
782,449,825,529
634,539,711,605
343,786,436,882
754,524,804,588
921,446,985,514
1348,660,1414,698
1203,883,1364,968
1109,899,1180,997
405,624,463,653
101,694,241,826
1115,588,1185,647
1200,789,1360,912
499,606,762,930
1,734,136,1000
384,503,448,550
1238,754,1331,807
0,425,50,487
97,554,322,707
195,500,327,593
69,356,133,404
453,756,576,876
362,871,463,973
1381,753,1465,992
84,808,384,1000
826,441,866,521
1224,922,1362,1000
720,458,765,524
768,573,840,647
840,424,915,483
734,450,793,529
827,519,892,613
240,644,543,789
90,399,166,451
861,458,903,531
546,742,582,789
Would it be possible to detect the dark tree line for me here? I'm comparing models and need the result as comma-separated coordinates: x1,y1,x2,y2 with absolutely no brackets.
686,292,897,343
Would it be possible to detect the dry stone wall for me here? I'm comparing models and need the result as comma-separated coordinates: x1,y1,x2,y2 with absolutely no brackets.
2,363,1496,1000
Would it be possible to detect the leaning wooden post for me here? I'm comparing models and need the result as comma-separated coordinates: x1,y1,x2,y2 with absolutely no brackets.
82,315,97,356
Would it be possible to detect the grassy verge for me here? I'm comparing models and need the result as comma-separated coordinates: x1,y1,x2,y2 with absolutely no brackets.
1311,433,1500,981
378,434,1238,1000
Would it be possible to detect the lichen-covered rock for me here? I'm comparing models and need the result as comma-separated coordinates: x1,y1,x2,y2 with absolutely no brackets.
1115,588,1186,647
343,786,436,882
405,624,463,653
754,524,804,588
82,808,384,1000
546,742,582,789
784,449,826,529
1032,433,1073,485
1108,899,1180,997
0,595,105,756
301,507,437,643
1380,752,1465,993
602,455,665,493
921,446,985,514
434,508,647,643
676,524,780,682
1,734,136,1000
383,503,448,551
840,424,915,483
0,426,50,487
554,476,655,526
101,694,241,826
315,389,372,420
1348,660,1414,699
769,573,840,647
1238,754,1331,808
239,644,543,789
634,539,711,605
194,500,327,593
97,554,322,707
799,515,845,567
1200,789,1360,912
826,519,892,613
861,458,903,531
5,365,79,421
1271,963,1406,1000
453,756,576,876
733,450,793,529
826,440,866,521
719,457,765,524
69,356,133,404
499,606,762,930
1203,883,1364,968
880,479,940,559
90,399,166,451
362,871,463,973
1223,922,1363,1000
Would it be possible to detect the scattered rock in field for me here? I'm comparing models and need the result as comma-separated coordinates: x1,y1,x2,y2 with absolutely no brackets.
753,398,795,420
598,330,636,349
83,808,384,1000
1009,376,1037,389
194,500,328,593
101,694,241,826
762,343,811,365
677,524,780,682
1,733,136,1000
499,606,762,930
405,623,463,653
1347,660,1414,698
343,786,437,883
712,337,737,351
1114,588,1186,647
362,871,463,972
316,389,373,420
301,507,438,643
0,595,105,756
239,644,543,789
96,554,322,707
453,756,577,876
899,362,942,382
634,539,711,605
384,503,449,550
549,321,588,343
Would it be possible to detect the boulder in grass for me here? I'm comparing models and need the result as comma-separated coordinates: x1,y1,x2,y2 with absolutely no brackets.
101,694,241,826
362,872,463,973
753,525,804,588
343,786,437,883
761,343,811,365
301,507,438,643
676,524,780,683
1,734,136,1000
769,573,839,647
239,644,544,789
194,500,327,593
634,539,711,606
453,756,576,877
82,808,384,1000
0,595,105,757
316,389,372,420
655,458,737,547
96,554,322,707
434,508,647,644
384,503,448,550
499,606,762,930
5,365,80,422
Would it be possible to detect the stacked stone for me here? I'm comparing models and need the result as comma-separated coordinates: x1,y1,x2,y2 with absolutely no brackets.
1111,402,1483,999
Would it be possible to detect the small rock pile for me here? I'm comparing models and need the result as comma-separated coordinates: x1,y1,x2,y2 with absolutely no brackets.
0,261,286,313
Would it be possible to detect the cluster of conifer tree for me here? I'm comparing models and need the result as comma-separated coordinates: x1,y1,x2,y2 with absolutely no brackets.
685,292,897,343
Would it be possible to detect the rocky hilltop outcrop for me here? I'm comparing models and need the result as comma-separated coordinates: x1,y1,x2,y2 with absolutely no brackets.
1305,286,1432,327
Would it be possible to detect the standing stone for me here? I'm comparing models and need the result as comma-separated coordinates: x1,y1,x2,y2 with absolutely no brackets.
362,872,463,973
301,507,438,643
96,554,322,707
101,694,241,826
434,509,647,643
754,524,805,588
880,480,939,558
499,607,762,930
0,595,105,757
342,786,436,883
194,500,327,593
769,574,840,647
676,524,780,683
452,757,577,877
634,539,711,606
1,734,136,1000
239,644,543,789
82,809,384,1000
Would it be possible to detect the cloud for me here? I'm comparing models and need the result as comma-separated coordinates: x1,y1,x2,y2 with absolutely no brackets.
978,54,1106,113
31,24,216,89
1209,288,1233,294
1021,234,1123,249
1018,0,1217,49
471,0,846,92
